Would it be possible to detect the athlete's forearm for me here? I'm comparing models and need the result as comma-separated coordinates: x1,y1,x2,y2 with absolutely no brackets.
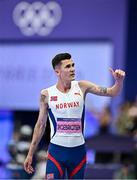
28,120,46,157
108,80,123,97
27,91,48,157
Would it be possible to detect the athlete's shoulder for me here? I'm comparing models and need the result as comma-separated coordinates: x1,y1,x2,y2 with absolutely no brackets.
74,80,89,84
77,80,84,88
78,80,90,87
41,84,56,95
71,80,79,85
78,80,90,94
72,80,78,83
41,88,48,96
40,89,49,105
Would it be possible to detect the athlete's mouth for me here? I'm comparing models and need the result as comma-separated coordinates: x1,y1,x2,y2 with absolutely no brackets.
71,73,75,76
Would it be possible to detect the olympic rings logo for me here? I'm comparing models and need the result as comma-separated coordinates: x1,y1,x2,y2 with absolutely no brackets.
13,1,62,36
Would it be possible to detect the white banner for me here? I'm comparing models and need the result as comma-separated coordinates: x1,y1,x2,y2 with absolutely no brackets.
0,42,113,110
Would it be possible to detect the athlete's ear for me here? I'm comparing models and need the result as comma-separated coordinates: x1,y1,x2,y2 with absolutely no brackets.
55,67,60,76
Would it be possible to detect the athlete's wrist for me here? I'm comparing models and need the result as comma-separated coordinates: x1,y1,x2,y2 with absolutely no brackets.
27,150,34,158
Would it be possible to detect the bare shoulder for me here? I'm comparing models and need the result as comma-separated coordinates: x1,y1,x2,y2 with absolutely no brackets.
41,89,48,96
40,89,49,104
78,80,93,89
78,80,90,87
78,80,90,94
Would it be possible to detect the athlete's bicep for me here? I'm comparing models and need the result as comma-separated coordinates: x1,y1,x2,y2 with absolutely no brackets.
79,80,109,96
37,90,49,127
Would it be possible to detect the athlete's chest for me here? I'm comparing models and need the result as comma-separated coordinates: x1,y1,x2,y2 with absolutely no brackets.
48,90,84,114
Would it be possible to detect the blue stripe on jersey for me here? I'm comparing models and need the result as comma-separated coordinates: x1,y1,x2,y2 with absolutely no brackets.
48,108,57,138
81,105,85,134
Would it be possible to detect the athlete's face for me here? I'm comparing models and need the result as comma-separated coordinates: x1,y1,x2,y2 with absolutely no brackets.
55,59,75,82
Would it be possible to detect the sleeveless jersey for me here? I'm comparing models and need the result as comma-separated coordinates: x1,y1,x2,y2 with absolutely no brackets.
47,81,85,147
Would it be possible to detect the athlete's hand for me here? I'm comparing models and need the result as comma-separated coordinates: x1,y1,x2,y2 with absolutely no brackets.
109,68,126,82
24,155,34,174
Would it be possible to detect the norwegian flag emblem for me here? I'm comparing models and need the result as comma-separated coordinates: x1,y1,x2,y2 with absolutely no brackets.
50,96,58,101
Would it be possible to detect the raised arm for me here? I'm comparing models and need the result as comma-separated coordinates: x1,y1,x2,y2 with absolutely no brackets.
24,90,48,174
79,68,125,97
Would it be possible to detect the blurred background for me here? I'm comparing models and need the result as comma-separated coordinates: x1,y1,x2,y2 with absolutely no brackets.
0,0,137,179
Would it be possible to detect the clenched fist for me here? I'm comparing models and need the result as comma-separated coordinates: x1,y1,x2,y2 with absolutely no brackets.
109,68,126,82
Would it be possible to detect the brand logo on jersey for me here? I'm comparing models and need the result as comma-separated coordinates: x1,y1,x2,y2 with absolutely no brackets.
50,96,58,101
74,92,81,96
47,173,54,179
56,101,79,109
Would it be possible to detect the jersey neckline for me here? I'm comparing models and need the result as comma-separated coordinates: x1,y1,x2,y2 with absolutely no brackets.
55,81,75,95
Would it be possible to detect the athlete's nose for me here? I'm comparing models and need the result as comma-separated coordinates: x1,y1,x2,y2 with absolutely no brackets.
70,66,75,72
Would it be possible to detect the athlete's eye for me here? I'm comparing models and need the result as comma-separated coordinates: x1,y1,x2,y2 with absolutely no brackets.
66,64,71,68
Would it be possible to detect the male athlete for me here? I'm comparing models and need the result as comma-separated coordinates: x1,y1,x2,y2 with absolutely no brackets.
24,53,125,179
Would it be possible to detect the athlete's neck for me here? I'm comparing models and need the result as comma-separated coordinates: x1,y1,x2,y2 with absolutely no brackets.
56,80,71,93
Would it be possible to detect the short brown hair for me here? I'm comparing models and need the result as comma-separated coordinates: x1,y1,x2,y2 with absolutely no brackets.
52,53,71,69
